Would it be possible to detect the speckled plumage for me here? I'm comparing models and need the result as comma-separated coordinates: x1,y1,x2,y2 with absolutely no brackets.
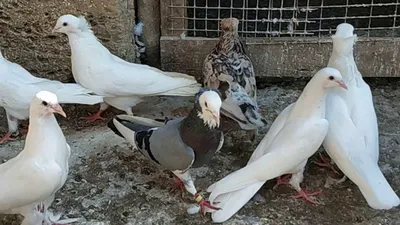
199,18,266,132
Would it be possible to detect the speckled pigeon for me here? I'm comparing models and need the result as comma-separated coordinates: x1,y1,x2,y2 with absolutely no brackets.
199,17,267,141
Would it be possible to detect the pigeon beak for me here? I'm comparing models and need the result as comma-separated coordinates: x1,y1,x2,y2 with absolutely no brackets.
52,104,67,118
337,80,348,90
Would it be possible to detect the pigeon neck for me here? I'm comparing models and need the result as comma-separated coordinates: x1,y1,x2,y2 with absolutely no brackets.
329,38,361,84
289,80,328,120
67,31,101,49
181,108,216,133
217,31,244,54
23,114,63,155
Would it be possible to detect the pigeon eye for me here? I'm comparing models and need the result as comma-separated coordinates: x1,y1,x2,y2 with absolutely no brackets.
62,22,68,26
204,102,208,107
42,101,48,106
329,76,334,80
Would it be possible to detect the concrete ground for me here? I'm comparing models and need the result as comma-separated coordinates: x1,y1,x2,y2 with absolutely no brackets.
0,78,399,225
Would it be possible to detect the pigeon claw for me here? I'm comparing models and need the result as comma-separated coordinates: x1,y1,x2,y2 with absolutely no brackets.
273,174,291,190
169,176,185,199
0,132,17,144
313,152,340,175
82,111,106,122
194,193,220,215
291,189,322,204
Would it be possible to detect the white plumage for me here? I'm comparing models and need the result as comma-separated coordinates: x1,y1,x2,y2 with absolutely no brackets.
52,14,201,121
206,67,348,223
0,91,75,225
322,23,400,209
0,49,104,143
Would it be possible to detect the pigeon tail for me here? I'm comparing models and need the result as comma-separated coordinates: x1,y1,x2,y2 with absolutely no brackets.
207,181,265,223
354,163,400,209
54,83,103,105
108,115,160,146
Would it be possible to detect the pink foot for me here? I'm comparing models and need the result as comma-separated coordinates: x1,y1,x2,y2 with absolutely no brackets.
81,111,105,122
273,174,292,189
291,188,322,204
0,132,16,144
313,152,340,175
195,193,221,215
170,176,185,198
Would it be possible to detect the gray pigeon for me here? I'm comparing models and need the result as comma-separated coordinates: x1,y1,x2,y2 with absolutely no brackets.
108,88,224,214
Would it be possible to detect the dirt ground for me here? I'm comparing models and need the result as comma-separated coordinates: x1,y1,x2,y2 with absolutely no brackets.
0,78,399,225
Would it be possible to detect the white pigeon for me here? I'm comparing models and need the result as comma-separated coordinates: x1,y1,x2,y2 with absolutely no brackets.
0,50,104,143
0,91,76,225
52,14,201,122
322,23,400,209
206,68,348,223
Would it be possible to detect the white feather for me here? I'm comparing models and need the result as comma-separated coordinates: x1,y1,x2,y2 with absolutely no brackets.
0,50,104,133
0,91,74,224
323,23,400,209
54,15,201,115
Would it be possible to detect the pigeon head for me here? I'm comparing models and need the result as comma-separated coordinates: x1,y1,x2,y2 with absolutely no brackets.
315,67,348,90
331,23,357,55
31,91,66,118
195,88,222,129
220,18,239,33
52,14,92,34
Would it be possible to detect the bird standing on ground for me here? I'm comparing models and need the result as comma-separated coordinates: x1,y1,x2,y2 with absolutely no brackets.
52,14,201,122
205,68,348,223
0,49,103,144
321,23,400,209
199,18,267,141
108,88,224,214
0,91,76,225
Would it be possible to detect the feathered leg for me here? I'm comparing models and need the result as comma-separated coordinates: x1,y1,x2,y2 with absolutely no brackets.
173,170,220,215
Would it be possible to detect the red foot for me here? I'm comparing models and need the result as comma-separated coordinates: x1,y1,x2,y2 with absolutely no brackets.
313,152,340,175
81,111,105,122
0,132,16,144
195,193,220,215
292,188,322,204
170,176,185,198
273,174,291,189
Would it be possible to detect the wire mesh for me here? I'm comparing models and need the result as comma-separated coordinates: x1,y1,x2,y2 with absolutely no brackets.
166,0,400,38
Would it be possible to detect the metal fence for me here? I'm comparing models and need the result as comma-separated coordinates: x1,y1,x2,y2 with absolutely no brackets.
165,0,400,39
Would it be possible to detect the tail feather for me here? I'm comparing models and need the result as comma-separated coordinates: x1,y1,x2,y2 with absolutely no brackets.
355,165,400,209
208,182,265,223
107,115,159,146
36,82,104,105
159,82,201,97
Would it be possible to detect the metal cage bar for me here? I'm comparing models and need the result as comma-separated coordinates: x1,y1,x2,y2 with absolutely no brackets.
165,0,400,39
